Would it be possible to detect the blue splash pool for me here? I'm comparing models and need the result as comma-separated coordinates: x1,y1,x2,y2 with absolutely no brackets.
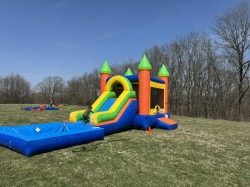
0,122,104,156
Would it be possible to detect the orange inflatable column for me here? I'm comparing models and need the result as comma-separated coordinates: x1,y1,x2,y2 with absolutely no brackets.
138,55,152,115
99,60,112,94
157,64,170,113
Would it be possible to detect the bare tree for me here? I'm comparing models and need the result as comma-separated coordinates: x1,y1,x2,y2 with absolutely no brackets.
36,76,65,104
212,0,250,120
111,60,138,76
145,46,165,76
66,77,83,105
66,68,100,105
0,73,31,103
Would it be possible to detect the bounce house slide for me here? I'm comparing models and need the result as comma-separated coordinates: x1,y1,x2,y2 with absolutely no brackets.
97,99,138,135
69,89,136,124
69,91,116,122
90,90,136,125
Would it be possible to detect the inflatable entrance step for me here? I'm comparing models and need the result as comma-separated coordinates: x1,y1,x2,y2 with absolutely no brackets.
156,117,178,130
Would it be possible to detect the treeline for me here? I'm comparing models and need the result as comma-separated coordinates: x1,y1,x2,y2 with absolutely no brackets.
0,1,249,121
146,33,249,121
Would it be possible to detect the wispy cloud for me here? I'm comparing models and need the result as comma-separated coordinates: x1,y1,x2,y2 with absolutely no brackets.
92,30,118,43
50,2,67,11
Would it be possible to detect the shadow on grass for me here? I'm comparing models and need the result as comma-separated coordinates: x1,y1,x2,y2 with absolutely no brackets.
72,138,131,153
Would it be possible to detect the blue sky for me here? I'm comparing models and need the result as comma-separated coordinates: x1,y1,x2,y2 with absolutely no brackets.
0,0,240,86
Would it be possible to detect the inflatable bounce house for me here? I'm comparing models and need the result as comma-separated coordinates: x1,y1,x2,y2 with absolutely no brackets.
0,55,177,157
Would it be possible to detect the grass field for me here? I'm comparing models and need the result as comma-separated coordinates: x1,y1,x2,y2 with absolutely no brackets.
0,104,249,186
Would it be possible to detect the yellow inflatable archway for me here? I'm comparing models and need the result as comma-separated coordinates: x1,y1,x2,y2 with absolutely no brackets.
104,75,133,92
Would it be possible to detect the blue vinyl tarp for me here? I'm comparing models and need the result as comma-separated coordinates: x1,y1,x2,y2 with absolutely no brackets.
22,106,59,110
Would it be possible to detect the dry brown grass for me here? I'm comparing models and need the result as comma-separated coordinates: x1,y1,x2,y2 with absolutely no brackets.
0,104,249,186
